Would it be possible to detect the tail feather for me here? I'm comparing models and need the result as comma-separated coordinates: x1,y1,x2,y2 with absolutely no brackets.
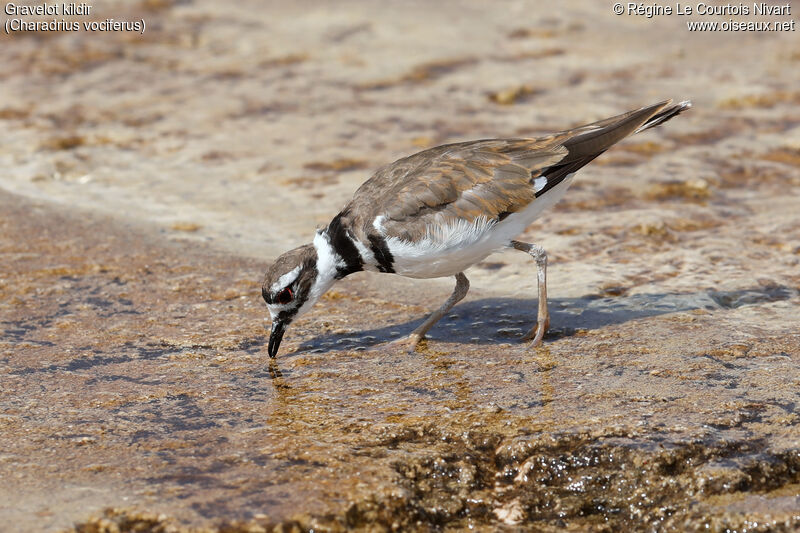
635,100,692,134
533,99,692,198
560,99,691,160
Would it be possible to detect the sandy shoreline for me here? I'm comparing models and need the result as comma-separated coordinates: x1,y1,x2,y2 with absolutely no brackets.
2,186,799,530
2,0,800,530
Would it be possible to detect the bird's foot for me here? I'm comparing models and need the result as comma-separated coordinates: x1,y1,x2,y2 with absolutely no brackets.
388,333,425,353
522,317,550,347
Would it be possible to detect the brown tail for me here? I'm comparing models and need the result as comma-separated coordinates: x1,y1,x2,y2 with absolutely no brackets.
533,100,692,197
635,100,692,133
562,99,692,157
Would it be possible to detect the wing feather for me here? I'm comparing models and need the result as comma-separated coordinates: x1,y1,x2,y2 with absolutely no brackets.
338,100,688,243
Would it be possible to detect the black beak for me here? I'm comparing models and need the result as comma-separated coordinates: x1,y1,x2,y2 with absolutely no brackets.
268,321,287,358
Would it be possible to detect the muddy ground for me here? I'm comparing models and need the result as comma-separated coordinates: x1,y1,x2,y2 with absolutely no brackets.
1,0,800,531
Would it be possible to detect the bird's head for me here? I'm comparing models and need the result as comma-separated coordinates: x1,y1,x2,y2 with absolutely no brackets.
261,243,323,358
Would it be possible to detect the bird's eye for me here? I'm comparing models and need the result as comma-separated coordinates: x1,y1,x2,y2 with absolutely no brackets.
276,288,293,305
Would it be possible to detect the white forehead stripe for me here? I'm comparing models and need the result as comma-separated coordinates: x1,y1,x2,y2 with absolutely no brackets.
271,265,301,293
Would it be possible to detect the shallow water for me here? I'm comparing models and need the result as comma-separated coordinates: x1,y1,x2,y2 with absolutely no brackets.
2,0,800,530
2,190,799,531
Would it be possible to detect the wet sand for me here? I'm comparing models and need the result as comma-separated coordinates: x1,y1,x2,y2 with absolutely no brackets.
2,0,800,530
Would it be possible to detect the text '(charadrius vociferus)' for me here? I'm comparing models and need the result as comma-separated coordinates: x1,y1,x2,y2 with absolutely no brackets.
262,99,692,357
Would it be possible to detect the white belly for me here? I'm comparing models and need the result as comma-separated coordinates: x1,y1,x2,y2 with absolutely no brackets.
385,174,575,279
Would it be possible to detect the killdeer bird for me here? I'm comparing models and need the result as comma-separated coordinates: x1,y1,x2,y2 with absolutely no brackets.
262,99,691,357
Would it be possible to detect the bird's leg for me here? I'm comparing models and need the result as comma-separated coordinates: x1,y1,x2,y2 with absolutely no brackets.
510,240,550,346
392,272,470,352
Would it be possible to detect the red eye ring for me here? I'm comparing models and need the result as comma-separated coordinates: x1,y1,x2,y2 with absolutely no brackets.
276,288,293,305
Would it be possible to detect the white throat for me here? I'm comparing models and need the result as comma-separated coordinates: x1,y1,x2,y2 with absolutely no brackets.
297,231,343,317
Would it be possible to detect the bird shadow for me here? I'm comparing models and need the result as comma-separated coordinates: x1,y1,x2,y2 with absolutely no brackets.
291,284,797,356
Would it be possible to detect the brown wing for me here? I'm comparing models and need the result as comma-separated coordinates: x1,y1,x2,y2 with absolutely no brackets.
340,100,686,242
343,139,565,241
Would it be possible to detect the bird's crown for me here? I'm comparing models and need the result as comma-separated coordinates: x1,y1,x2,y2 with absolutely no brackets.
261,244,317,311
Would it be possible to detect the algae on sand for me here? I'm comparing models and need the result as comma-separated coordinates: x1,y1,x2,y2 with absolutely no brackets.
2,0,800,530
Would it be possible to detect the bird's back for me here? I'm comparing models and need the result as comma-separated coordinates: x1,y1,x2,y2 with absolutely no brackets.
333,100,691,278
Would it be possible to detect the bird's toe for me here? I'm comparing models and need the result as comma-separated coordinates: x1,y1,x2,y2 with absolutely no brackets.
388,333,424,353
522,323,547,347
